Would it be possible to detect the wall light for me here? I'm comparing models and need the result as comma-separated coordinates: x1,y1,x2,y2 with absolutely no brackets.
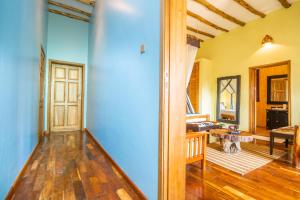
262,35,274,47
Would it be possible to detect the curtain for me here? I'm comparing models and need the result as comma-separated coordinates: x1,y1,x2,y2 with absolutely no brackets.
186,44,199,88
186,44,199,114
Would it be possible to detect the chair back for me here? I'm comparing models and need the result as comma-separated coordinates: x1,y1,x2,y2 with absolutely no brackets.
293,126,300,169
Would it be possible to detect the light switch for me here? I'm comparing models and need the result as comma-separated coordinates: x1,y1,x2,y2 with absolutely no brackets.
140,44,145,54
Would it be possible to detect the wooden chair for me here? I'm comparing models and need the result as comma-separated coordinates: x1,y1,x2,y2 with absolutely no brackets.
186,132,208,169
293,126,300,169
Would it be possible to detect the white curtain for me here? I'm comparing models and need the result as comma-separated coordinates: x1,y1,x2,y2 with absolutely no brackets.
186,44,199,88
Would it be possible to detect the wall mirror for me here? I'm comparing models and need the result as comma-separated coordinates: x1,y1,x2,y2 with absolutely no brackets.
267,74,288,104
216,75,241,124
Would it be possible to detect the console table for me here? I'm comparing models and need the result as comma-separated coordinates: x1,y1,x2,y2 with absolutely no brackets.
270,126,295,155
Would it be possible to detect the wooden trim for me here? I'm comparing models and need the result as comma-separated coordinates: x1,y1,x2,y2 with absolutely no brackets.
48,8,89,22
48,0,92,17
187,26,215,38
278,0,291,8
249,60,291,134
85,129,147,199
5,142,41,200
194,0,246,26
233,0,265,18
47,60,86,133
187,10,229,32
74,0,95,7
159,0,187,199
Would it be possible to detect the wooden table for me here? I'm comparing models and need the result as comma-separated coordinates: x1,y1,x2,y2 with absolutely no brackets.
270,126,295,155
210,129,253,154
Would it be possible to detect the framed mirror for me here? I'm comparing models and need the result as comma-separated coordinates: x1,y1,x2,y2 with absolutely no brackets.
216,75,241,124
267,75,288,104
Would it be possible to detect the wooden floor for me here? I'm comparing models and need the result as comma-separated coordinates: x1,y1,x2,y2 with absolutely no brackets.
11,131,141,200
256,127,270,137
186,157,300,200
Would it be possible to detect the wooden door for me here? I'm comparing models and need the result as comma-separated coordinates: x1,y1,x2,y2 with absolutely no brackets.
38,48,46,138
50,63,83,132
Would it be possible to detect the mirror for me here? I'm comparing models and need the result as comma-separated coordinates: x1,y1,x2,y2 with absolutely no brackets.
216,75,241,124
267,75,288,104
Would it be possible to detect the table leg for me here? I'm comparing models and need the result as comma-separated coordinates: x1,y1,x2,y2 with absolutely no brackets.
270,134,274,155
285,139,289,148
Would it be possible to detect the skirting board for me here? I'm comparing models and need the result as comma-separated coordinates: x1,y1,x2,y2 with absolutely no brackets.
85,129,147,200
5,141,41,200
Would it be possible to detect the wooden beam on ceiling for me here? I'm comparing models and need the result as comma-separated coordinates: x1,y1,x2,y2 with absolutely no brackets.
194,0,246,26
278,0,291,8
187,34,204,43
187,10,229,32
74,0,95,7
49,8,89,22
233,0,266,18
48,1,92,17
187,26,215,38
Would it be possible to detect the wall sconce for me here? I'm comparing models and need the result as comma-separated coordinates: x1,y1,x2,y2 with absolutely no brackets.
262,35,274,47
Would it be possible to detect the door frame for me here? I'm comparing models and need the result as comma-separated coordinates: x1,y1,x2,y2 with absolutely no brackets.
159,0,187,199
47,59,86,133
38,46,46,141
249,60,291,134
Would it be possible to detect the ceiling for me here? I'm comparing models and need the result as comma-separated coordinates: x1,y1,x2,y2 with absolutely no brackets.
187,0,299,42
48,0,95,22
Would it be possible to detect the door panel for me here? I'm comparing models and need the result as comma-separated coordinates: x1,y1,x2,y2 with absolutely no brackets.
50,63,83,132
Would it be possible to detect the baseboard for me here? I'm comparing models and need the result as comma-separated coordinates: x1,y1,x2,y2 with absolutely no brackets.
85,129,147,200
5,141,41,200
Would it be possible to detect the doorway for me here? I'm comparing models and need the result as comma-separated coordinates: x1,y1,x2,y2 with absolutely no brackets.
48,60,85,133
38,47,46,140
249,61,291,135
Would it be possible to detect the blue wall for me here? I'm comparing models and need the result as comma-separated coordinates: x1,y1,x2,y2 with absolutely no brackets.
87,1,160,199
0,0,48,198
45,13,89,129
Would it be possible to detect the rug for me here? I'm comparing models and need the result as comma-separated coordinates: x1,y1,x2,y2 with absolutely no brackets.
206,142,287,175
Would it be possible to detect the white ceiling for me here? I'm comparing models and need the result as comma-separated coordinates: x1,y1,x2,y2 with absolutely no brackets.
187,0,299,41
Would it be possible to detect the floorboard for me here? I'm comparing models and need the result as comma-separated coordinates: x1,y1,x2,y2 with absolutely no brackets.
11,131,141,200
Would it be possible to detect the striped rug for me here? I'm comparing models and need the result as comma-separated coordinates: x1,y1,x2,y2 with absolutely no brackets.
207,143,287,175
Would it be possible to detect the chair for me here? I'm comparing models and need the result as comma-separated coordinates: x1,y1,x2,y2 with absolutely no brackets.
293,126,300,169
185,114,210,169
186,131,207,169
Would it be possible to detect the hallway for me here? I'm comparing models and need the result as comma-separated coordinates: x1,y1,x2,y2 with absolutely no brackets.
11,132,141,200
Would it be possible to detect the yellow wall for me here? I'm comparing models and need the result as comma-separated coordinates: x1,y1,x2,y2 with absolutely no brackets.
197,2,300,130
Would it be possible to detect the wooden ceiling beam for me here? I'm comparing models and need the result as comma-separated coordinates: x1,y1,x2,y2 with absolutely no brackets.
233,0,266,18
187,10,229,32
48,1,92,17
49,8,89,22
187,26,215,38
194,0,246,26
74,0,95,7
278,0,291,8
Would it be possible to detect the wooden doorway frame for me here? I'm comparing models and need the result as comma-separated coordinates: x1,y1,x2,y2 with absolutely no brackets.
159,0,187,199
249,60,291,134
38,46,46,141
47,60,86,133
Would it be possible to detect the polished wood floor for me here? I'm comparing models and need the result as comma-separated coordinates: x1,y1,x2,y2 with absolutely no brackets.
186,157,300,199
11,131,140,200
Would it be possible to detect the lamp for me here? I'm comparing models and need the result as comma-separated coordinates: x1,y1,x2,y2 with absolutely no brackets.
262,35,274,47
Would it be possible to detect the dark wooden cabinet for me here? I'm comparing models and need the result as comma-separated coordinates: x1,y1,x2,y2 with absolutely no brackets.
266,109,288,130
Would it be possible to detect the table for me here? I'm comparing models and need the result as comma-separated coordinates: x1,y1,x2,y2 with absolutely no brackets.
270,126,295,155
210,129,253,154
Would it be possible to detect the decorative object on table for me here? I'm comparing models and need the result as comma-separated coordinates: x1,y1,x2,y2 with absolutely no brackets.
228,125,240,135
210,129,253,154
